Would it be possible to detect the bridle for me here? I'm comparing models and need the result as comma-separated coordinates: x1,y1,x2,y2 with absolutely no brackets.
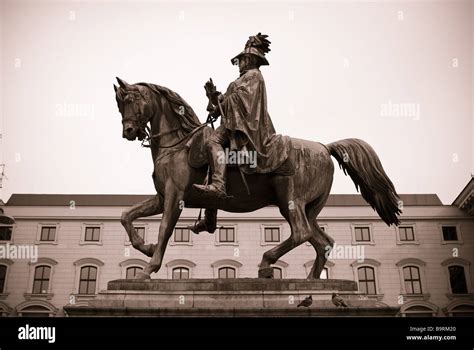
121,88,218,150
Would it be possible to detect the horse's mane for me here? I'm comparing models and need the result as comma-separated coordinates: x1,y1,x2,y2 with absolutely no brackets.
137,83,201,133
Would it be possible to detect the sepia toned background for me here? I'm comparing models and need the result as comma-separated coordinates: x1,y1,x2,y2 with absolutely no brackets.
0,0,472,204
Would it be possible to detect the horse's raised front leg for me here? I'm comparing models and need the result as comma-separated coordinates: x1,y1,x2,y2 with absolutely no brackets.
121,195,163,257
139,188,183,278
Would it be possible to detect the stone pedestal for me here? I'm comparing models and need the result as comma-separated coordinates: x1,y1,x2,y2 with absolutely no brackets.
64,279,399,316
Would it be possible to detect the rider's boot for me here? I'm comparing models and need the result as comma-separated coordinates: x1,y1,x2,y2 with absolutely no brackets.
193,142,227,199
188,208,217,234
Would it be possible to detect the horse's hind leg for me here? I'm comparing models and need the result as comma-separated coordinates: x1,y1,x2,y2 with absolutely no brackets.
306,196,335,279
258,200,313,278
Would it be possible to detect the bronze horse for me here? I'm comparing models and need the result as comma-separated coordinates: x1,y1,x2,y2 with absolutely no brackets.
114,77,401,280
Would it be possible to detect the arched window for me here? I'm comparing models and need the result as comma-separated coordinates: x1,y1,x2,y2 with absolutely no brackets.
0,265,6,293
0,301,12,317
218,267,236,279
20,305,52,317
211,259,242,278
358,267,376,294
33,266,51,294
448,265,468,294
403,266,422,295
16,300,58,317
119,259,147,279
304,260,333,279
403,305,436,317
166,259,196,279
79,266,97,295
172,267,190,280
126,266,143,279
273,267,282,279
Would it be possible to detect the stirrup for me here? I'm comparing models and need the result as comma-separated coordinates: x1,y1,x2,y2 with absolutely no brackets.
193,184,229,199
187,220,216,235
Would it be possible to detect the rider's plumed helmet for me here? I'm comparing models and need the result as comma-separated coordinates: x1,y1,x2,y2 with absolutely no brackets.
231,33,271,66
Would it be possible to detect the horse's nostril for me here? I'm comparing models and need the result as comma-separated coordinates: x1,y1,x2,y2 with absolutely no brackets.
125,127,134,134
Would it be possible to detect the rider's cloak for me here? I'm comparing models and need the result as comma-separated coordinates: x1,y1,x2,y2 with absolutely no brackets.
220,68,290,174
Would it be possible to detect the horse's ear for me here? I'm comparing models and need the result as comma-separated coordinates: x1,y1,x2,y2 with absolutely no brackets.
113,84,118,93
116,77,130,89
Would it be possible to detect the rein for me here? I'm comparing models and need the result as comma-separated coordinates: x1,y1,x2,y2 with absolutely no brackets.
141,116,217,149
137,85,218,149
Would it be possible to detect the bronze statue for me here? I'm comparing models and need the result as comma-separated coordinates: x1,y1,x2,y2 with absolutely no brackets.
114,33,401,280
191,33,289,234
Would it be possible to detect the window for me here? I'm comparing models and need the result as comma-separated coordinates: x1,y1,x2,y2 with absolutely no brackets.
218,267,236,279
354,227,371,242
403,305,435,317
264,228,280,243
84,227,100,242
442,226,458,241
358,267,376,294
16,301,58,317
448,304,474,317
399,227,415,242
32,266,51,294
403,266,422,295
172,267,190,280
174,228,190,243
0,266,6,293
40,227,56,242
219,227,235,243
304,260,332,279
273,267,282,279
19,306,52,317
79,266,97,295
134,227,145,241
448,265,468,294
0,226,12,241
126,266,143,279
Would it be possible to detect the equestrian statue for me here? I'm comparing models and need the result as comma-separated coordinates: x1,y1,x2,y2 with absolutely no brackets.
114,33,401,280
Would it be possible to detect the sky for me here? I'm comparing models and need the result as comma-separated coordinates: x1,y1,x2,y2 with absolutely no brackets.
0,0,473,205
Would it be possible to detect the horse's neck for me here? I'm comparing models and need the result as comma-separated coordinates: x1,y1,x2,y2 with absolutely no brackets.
149,94,184,160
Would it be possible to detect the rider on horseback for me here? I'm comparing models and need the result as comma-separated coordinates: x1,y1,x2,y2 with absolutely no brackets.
191,33,291,234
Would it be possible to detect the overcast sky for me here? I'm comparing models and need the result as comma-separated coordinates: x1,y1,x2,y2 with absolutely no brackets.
0,0,472,205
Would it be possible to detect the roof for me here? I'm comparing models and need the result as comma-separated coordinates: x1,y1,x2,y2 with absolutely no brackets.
452,176,474,206
5,193,443,207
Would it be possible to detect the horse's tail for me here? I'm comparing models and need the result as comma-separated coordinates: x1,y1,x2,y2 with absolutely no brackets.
326,138,401,226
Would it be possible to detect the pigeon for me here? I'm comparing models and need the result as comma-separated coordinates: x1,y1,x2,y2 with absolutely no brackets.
297,295,312,307
332,293,348,307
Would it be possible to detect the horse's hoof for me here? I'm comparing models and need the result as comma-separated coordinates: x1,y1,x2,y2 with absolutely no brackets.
258,267,274,279
134,271,151,280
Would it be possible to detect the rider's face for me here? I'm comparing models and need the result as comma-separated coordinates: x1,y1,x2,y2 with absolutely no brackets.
238,55,251,73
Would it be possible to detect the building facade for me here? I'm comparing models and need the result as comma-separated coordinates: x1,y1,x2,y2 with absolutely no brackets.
0,181,473,317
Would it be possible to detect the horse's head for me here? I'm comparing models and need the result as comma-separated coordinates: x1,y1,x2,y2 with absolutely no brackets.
114,77,154,141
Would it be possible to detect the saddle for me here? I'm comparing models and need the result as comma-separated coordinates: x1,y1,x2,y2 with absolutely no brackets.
185,127,294,176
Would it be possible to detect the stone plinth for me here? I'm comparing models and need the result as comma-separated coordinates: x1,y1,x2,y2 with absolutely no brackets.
64,279,399,317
